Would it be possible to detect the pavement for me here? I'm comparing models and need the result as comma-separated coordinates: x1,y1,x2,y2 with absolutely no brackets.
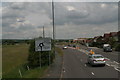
44,51,63,78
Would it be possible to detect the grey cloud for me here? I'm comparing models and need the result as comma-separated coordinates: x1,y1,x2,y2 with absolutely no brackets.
54,2,118,25
67,10,89,19
2,2,118,39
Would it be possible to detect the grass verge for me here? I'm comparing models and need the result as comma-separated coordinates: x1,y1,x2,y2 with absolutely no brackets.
55,47,63,57
2,44,49,78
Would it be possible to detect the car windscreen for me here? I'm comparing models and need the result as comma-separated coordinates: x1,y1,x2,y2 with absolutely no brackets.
93,56,103,58
106,47,111,49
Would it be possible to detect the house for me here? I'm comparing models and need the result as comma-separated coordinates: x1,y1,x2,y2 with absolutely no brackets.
73,38,87,43
103,33,111,42
93,36,103,43
110,32,117,37
117,31,120,42
110,32,118,41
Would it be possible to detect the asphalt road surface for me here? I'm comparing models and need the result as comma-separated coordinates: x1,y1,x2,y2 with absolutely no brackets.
60,45,119,79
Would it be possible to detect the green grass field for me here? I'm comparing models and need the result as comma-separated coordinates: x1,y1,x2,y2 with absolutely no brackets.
0,45,2,79
2,44,29,78
2,44,48,78
55,47,63,57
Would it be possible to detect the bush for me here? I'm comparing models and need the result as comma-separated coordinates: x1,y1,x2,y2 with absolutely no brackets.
27,39,55,68
90,42,103,48
115,43,120,51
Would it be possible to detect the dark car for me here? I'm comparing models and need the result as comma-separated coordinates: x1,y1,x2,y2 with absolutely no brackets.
104,47,112,52
73,45,76,48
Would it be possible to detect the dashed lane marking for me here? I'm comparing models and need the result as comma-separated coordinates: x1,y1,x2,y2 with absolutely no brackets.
47,74,50,76
91,72,95,75
81,59,82,62
63,67,66,73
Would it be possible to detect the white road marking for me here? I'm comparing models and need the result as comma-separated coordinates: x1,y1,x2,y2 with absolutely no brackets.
81,59,82,62
114,67,120,72
47,74,50,76
63,67,66,72
85,64,87,67
113,61,119,64
106,63,110,66
110,65,115,67
91,72,95,75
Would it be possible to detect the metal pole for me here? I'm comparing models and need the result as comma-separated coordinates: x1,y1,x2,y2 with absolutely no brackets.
39,52,41,68
43,26,45,38
49,52,50,65
52,0,55,40
39,46,42,68
52,0,56,59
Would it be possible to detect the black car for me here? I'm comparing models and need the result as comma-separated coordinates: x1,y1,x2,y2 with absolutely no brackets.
73,45,76,48
104,47,112,52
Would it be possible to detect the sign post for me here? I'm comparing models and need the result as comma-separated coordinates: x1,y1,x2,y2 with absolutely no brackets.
35,38,51,68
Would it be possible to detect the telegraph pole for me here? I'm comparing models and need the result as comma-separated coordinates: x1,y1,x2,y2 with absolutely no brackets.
52,0,55,59
52,0,55,40
43,26,45,38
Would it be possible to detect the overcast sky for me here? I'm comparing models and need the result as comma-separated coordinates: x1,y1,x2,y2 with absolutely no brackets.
1,1,119,39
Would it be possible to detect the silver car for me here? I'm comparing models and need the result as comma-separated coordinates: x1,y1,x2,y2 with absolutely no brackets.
87,54,106,66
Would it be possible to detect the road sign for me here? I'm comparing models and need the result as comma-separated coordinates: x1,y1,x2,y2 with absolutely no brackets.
35,38,51,51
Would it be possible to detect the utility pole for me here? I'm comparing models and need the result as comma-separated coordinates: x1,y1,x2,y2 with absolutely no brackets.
52,0,55,58
43,26,45,38
52,0,55,40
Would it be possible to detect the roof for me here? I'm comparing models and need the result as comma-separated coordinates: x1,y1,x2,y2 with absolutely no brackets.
110,32,117,36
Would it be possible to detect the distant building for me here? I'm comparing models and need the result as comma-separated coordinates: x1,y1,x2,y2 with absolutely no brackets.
110,32,118,41
103,33,111,42
118,31,120,42
110,32,117,37
73,38,87,43
93,36,103,43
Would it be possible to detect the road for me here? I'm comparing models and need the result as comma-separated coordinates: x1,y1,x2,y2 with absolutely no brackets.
60,45,119,79
45,45,119,79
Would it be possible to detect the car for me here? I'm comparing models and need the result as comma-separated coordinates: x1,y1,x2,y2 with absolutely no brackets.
87,54,106,66
63,46,68,49
73,45,76,48
103,47,112,52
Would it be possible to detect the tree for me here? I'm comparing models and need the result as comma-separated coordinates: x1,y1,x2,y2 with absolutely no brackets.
108,37,116,48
